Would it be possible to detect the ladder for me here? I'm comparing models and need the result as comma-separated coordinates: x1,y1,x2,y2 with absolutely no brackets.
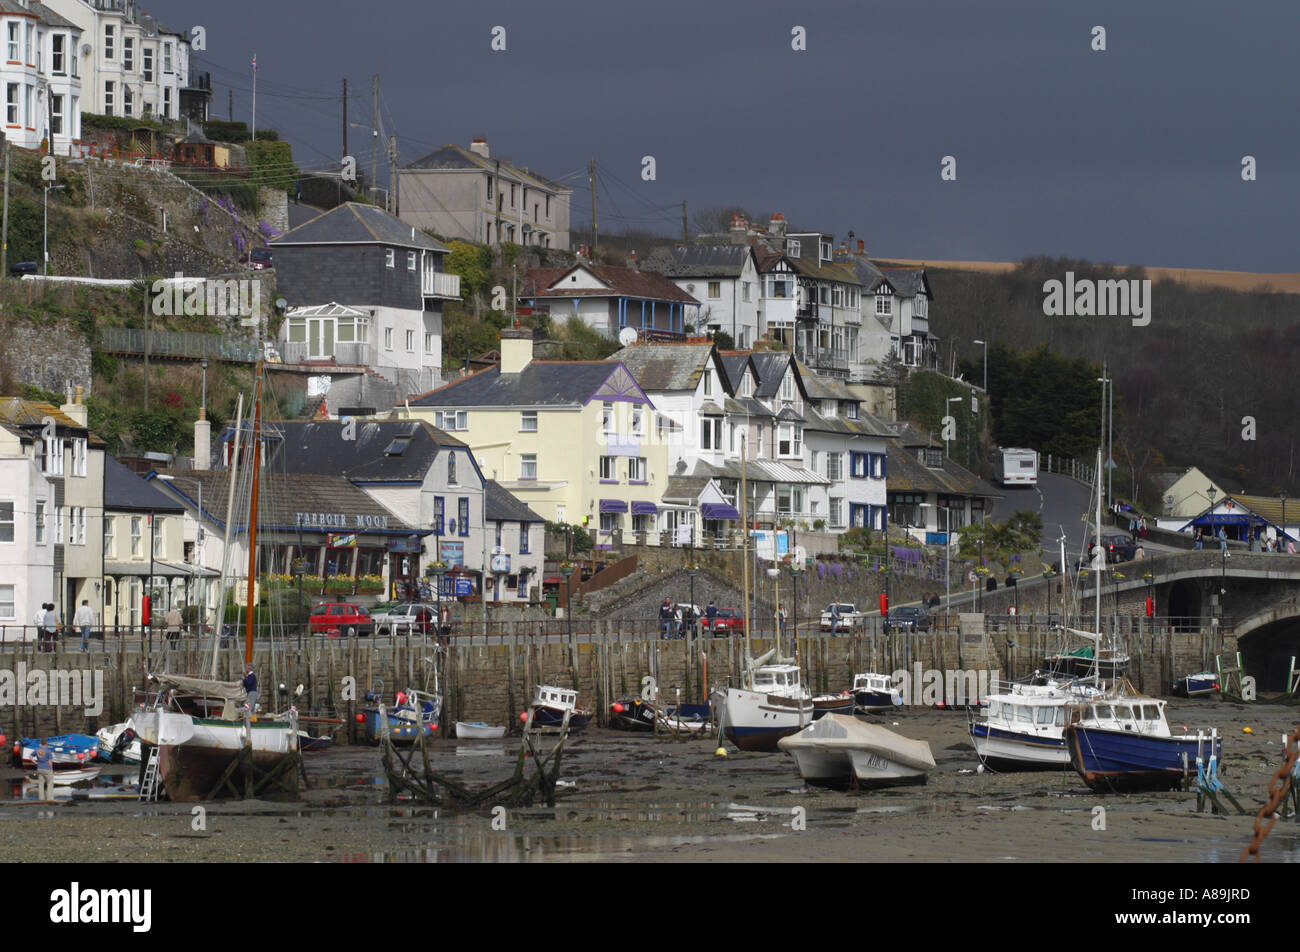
139,746,163,801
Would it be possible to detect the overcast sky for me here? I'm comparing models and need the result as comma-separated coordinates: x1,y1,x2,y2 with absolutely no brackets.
161,0,1297,272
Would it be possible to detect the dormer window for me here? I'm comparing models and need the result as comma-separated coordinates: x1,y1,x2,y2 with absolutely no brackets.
786,239,800,258
384,437,411,456
820,239,831,262
922,448,943,468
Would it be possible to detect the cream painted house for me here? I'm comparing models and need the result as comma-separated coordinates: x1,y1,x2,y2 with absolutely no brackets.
404,329,670,548
102,455,191,629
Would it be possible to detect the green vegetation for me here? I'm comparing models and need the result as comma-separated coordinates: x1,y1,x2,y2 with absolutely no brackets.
444,241,493,303
956,510,1043,568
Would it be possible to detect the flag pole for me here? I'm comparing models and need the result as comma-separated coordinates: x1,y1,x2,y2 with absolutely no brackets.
251,53,257,140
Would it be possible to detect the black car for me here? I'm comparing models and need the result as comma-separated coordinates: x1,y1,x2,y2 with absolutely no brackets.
240,248,273,270
886,606,932,632
9,261,37,277
1088,533,1138,563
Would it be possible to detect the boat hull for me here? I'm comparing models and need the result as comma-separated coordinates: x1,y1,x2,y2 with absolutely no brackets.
1065,725,1219,791
155,742,297,802
532,705,592,730
720,687,814,752
778,715,935,788
455,721,507,740
854,689,901,713
812,695,856,720
969,722,1070,770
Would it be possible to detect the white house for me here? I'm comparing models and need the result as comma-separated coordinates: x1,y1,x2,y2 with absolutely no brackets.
0,417,55,639
0,0,83,152
643,243,762,348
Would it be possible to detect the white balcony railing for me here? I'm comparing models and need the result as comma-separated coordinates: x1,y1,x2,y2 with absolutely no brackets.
423,271,461,299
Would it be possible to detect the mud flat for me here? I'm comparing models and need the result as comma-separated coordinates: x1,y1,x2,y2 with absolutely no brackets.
1,698,1297,863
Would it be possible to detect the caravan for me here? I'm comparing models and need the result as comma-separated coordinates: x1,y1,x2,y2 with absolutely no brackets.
995,447,1039,487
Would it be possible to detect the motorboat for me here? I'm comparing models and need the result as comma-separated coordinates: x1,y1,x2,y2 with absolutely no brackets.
851,673,903,713
779,714,935,788
968,675,1103,771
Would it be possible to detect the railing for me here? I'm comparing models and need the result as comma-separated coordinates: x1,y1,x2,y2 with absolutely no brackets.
422,271,461,299
1039,453,1096,488
99,326,261,362
279,340,376,366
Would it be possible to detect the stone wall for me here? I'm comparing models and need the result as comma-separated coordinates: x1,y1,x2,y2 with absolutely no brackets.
4,320,92,396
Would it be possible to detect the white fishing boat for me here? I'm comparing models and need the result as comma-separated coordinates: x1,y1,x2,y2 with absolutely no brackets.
455,721,507,740
851,672,903,713
713,655,815,752
778,714,935,788
96,722,143,764
968,676,1102,770
530,685,593,729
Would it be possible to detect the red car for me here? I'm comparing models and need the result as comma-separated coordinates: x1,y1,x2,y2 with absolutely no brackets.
704,608,744,634
309,603,373,637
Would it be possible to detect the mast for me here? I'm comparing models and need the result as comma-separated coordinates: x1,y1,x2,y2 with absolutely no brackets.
741,433,751,687
242,357,264,668
1093,446,1103,685
211,392,243,680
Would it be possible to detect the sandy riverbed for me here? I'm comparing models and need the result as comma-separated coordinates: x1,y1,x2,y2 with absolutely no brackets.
2,698,1297,863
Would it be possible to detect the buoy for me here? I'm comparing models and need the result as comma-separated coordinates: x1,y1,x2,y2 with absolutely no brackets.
0,734,6,746
936,701,946,710
977,764,985,774
520,711,528,723
714,747,728,757
354,713,365,723
428,724,437,733
396,692,406,704
1243,727,1254,734
612,703,625,714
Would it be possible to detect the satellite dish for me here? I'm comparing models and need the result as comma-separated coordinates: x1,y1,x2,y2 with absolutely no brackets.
618,327,638,347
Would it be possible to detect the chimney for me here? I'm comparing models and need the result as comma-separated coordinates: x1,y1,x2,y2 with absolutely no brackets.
730,214,748,245
768,213,786,242
469,138,490,158
59,383,88,426
499,326,533,375
194,416,211,470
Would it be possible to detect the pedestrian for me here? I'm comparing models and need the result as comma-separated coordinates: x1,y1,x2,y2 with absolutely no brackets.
74,599,95,652
928,593,941,610
1139,516,1147,538
42,603,59,653
705,601,718,633
439,602,451,642
166,605,183,645
830,601,841,635
1134,544,1146,560
1289,539,1297,555
672,603,683,639
242,665,259,714
1194,527,1203,550
1218,527,1227,552
777,602,787,639
33,739,54,802
658,598,674,639
681,604,696,639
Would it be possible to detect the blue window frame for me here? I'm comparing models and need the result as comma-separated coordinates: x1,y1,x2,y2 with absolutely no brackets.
850,452,868,478
458,498,470,537
519,521,530,554
433,496,445,535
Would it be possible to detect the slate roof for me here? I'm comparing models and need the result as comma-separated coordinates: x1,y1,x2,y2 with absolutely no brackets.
787,256,862,286
642,244,755,278
31,3,78,29
610,342,717,393
663,475,713,502
484,479,544,523
148,470,422,534
273,202,449,252
402,144,571,193
747,352,799,399
236,420,467,482
523,264,699,304
410,361,637,408
718,352,756,388
104,457,185,513
884,440,999,499
878,268,932,299
0,398,105,445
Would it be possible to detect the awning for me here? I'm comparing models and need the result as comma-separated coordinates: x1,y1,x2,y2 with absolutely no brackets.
599,499,628,513
701,503,740,520
631,501,658,515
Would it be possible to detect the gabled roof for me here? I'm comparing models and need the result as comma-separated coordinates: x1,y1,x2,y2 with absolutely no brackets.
610,341,723,393
104,457,185,513
787,256,862,286
747,351,801,400
409,361,652,410
522,264,699,305
0,397,104,444
243,420,468,483
878,268,932,299
718,351,756,389
402,144,571,194
31,2,78,29
884,441,999,499
273,202,449,252
485,480,544,523
642,244,756,278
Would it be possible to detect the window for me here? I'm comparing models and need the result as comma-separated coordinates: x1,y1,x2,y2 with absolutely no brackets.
520,454,537,479
51,33,64,74
74,507,85,545
447,452,457,486
520,411,537,432
0,501,12,542
876,295,891,316
601,401,615,434
130,516,142,556
122,84,133,118
384,328,394,350
767,275,792,298
742,281,752,302
600,512,619,533
707,281,721,299
407,251,417,271
0,584,12,620
826,453,842,481
73,438,87,476
162,41,172,73
104,24,114,60
142,46,152,82
702,370,712,397
846,402,858,420
385,248,395,268
104,80,114,116
162,87,171,118
433,496,445,535
700,416,722,451
890,493,925,528
850,452,867,478
44,434,65,475
786,239,801,258
405,329,415,352
628,457,647,482
5,83,16,125
35,501,46,543
599,456,617,481
50,95,63,135
458,498,469,537
123,36,133,71
6,24,16,62
871,453,887,479
630,404,644,436
103,516,114,556
829,497,844,527
519,522,530,553
425,332,435,354
54,506,64,544
780,374,794,401
777,424,802,458
486,178,493,200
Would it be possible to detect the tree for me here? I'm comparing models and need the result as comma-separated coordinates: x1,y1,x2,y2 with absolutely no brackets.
444,241,493,311
689,205,759,238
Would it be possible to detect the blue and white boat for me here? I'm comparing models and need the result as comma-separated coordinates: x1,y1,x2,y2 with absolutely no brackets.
852,673,903,713
713,661,814,752
1064,680,1221,791
530,685,593,730
969,676,1103,770
15,733,99,769
1170,672,1218,698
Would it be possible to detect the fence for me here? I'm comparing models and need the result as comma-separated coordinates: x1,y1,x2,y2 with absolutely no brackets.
99,326,261,363
1040,453,1096,487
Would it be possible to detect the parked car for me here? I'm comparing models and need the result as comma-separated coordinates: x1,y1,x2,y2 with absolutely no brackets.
372,601,436,636
819,603,865,632
9,261,37,277
705,608,745,634
886,606,932,632
1086,533,1138,564
240,247,273,270
308,602,374,637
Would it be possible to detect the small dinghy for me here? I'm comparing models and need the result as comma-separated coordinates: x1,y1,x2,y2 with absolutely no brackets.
27,766,101,785
778,714,936,789
455,721,507,740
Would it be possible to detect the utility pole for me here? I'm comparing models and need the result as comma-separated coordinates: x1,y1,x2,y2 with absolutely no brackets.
228,88,233,122
250,53,257,140
389,135,397,216
144,282,150,410
2,139,9,276
371,75,379,196
342,78,348,158
588,158,597,254
681,200,687,244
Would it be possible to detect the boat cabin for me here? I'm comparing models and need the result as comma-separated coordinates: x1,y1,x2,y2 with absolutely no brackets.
1075,699,1169,736
534,685,579,710
853,673,892,693
751,665,802,692
985,699,1067,730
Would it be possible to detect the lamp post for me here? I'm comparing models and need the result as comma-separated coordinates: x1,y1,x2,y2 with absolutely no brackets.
685,564,699,641
559,561,575,647
972,338,988,395
1281,490,1288,553
766,563,780,650
944,396,961,459
426,560,447,645
789,559,803,661
43,184,65,275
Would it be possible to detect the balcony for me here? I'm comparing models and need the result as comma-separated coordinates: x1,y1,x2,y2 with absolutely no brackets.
423,271,461,299
800,346,851,375
279,340,376,366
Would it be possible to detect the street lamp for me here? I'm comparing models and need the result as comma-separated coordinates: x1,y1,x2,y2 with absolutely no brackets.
788,558,803,657
766,563,780,650
685,563,699,641
972,339,988,395
1281,490,1287,553
43,184,65,275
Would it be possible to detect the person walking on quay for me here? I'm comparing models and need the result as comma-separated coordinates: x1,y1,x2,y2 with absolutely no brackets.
33,739,54,801
658,598,674,639
1218,527,1227,552
242,665,259,714
1194,527,1204,550
42,603,59,653
777,602,787,641
830,601,841,635
74,599,95,652
165,605,183,646
705,601,718,633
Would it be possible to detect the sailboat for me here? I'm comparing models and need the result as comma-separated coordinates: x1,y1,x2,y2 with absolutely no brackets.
128,338,301,802
713,436,814,751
